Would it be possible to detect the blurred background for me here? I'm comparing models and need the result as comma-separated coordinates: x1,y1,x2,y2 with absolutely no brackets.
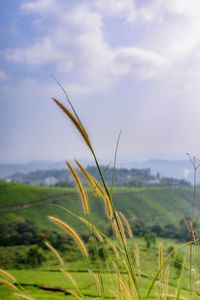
1,0,200,179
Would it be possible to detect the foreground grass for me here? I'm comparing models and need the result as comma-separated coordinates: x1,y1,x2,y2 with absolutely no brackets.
0,238,197,299
1,270,190,300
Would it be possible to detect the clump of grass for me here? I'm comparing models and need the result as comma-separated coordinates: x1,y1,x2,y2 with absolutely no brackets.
48,95,193,299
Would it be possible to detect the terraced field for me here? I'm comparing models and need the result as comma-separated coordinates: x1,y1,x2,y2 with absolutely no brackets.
0,182,196,231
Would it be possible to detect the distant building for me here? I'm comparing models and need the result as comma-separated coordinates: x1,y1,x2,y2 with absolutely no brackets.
43,176,57,186
5,178,12,183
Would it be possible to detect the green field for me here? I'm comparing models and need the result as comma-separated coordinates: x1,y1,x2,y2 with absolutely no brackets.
0,182,199,299
0,238,196,299
0,182,196,231
0,238,195,300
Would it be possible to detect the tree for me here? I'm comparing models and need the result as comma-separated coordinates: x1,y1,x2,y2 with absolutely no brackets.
144,232,156,248
25,246,45,268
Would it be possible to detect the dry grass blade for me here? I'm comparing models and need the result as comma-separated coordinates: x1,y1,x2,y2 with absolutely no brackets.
119,277,132,300
48,216,88,257
61,268,78,289
53,98,92,150
114,212,126,245
79,216,124,256
61,268,84,299
119,212,133,238
79,218,103,242
159,243,163,280
0,279,17,291
45,241,64,265
75,161,104,197
110,241,120,259
109,288,119,299
112,262,122,299
66,162,89,214
133,243,140,277
0,269,16,282
102,194,113,219
123,258,137,299
113,219,126,246
88,270,102,297
163,294,188,300
162,265,170,300
76,160,113,219
113,220,122,246
14,293,34,300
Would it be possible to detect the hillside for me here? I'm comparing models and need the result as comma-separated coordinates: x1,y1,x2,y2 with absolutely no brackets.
0,182,196,233
0,159,194,182
3,165,190,188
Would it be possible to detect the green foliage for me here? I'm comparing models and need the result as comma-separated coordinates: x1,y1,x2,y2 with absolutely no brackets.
26,245,46,268
87,238,108,261
173,252,184,272
0,245,45,269
144,232,157,248
167,245,175,256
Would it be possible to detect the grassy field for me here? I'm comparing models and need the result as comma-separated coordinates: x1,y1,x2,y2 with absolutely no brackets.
0,182,196,231
0,238,196,299
0,182,199,299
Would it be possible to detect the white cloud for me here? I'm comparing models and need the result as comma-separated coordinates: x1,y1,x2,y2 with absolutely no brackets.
5,37,64,66
94,0,136,23
0,70,7,81
165,0,200,17
5,0,200,97
3,1,169,94
115,47,169,79
67,5,169,90
21,0,58,14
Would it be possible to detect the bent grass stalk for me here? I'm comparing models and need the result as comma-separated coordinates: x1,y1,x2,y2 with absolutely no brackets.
0,279,18,291
48,216,88,257
44,241,64,266
66,162,90,215
14,294,34,300
119,212,133,239
0,269,16,283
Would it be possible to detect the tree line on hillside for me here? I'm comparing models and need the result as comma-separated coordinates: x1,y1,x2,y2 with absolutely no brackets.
4,166,191,187
0,216,192,269
0,216,191,248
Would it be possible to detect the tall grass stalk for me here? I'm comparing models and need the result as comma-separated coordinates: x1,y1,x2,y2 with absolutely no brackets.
54,96,141,298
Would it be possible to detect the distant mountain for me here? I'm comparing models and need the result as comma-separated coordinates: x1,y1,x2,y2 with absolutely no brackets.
0,161,68,179
0,159,195,183
1,165,190,188
128,160,194,183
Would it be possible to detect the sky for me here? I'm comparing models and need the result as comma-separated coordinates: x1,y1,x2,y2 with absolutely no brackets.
1,0,200,164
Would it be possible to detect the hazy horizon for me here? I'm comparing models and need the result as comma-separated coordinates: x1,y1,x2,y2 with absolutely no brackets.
0,155,194,165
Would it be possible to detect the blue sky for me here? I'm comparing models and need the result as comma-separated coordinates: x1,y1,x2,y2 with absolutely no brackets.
1,0,200,164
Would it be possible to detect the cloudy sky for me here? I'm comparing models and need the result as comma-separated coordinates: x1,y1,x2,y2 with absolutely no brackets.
1,0,200,164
